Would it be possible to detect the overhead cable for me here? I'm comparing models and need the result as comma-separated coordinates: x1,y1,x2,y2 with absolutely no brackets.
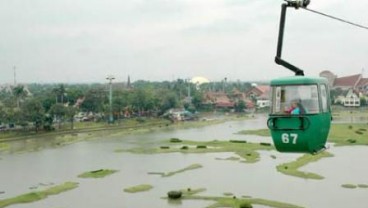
302,7,368,31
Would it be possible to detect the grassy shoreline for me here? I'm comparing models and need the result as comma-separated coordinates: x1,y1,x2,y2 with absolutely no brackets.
0,114,249,144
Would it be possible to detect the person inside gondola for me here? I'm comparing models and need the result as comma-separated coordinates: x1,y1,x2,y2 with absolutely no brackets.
289,100,306,115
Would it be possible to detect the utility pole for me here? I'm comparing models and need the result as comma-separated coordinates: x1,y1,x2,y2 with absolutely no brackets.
13,66,17,86
106,75,115,124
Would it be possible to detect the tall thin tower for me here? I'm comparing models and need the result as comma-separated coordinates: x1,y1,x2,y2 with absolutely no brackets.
127,75,131,89
13,66,17,86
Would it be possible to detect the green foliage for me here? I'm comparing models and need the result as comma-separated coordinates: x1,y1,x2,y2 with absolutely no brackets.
49,103,66,118
0,80,256,133
21,98,45,132
80,87,107,113
360,97,367,106
235,100,246,112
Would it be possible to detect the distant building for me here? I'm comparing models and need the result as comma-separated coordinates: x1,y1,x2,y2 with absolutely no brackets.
245,85,270,99
245,85,270,108
73,97,85,108
320,70,368,94
320,70,368,106
202,91,234,109
342,89,360,107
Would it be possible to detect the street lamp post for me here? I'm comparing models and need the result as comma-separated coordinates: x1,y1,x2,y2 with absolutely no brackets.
106,75,115,124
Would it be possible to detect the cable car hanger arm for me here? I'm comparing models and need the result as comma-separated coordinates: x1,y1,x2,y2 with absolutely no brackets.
275,0,310,76
275,0,368,76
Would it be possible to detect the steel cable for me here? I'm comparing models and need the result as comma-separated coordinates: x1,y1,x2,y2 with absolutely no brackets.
302,7,368,31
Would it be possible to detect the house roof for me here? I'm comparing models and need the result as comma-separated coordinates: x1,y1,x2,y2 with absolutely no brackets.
203,91,233,106
357,78,368,87
255,85,270,93
333,74,361,87
245,85,270,99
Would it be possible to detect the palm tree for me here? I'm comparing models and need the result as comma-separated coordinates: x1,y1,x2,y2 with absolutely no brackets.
12,85,27,108
52,84,66,104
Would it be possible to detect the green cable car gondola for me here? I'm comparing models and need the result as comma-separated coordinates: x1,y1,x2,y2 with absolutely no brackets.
268,76,331,153
268,0,332,153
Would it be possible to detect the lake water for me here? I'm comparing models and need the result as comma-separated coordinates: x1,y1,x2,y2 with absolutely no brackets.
1,115,368,208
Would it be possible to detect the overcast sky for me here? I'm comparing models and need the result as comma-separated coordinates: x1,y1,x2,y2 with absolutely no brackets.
0,0,367,84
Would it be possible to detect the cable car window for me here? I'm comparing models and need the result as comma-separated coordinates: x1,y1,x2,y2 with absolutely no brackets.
320,84,328,113
271,85,320,115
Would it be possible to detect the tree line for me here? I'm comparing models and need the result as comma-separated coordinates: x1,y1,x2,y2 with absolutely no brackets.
0,79,253,132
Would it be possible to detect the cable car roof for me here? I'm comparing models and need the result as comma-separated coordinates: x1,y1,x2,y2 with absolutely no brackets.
270,76,328,86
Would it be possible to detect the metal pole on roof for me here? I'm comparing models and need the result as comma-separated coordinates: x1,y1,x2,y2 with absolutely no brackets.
106,75,115,124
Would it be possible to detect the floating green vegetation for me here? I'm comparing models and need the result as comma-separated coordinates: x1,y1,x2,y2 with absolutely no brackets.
341,184,357,189
120,139,273,163
237,123,368,146
0,143,9,151
329,124,368,146
170,138,182,143
160,146,170,149
78,169,118,178
149,164,203,177
216,156,240,161
0,182,78,208
229,140,247,143
196,145,207,149
276,152,333,180
164,188,304,208
358,184,368,188
186,196,304,208
341,184,368,189
123,184,153,193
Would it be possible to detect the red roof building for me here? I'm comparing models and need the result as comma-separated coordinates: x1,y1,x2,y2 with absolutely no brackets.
320,70,368,95
245,85,270,99
203,92,234,108
333,74,362,89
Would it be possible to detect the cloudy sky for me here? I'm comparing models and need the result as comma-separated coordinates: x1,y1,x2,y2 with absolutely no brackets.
0,0,367,83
